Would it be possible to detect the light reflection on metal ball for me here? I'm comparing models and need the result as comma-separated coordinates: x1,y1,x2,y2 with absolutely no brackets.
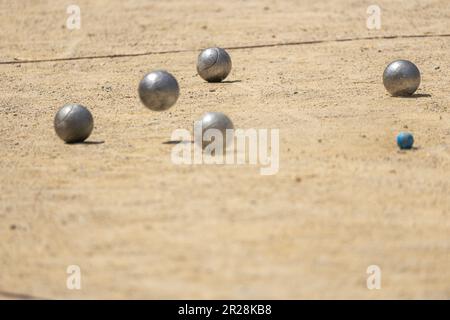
197,47,232,82
197,112,234,149
138,70,180,111
383,60,421,96
54,104,94,143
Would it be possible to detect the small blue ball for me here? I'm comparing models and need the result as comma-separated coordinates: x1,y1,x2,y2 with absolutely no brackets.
397,132,414,150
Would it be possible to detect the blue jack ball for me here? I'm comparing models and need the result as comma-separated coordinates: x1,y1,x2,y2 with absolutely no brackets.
397,132,414,150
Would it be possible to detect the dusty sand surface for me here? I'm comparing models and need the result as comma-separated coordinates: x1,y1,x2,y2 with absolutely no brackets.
0,0,449,299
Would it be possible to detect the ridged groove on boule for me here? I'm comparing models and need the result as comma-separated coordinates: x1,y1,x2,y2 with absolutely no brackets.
197,47,232,82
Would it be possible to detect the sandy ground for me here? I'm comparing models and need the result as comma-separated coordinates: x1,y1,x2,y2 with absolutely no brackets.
0,0,449,299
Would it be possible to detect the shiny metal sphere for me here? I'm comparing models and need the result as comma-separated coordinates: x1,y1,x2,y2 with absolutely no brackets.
197,112,234,149
54,104,94,143
197,47,232,82
138,70,180,111
383,60,421,96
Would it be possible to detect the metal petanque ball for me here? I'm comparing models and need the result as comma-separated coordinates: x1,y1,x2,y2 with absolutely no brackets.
397,132,414,150
197,112,234,149
197,47,232,82
383,60,421,96
138,70,180,111
54,104,94,143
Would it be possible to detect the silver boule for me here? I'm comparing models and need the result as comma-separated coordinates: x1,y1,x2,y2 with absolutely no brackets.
138,70,180,111
383,60,421,96
197,112,234,149
197,47,232,82
54,104,94,143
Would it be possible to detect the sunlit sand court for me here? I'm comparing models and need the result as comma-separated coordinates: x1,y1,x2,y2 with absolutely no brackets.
0,0,449,299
